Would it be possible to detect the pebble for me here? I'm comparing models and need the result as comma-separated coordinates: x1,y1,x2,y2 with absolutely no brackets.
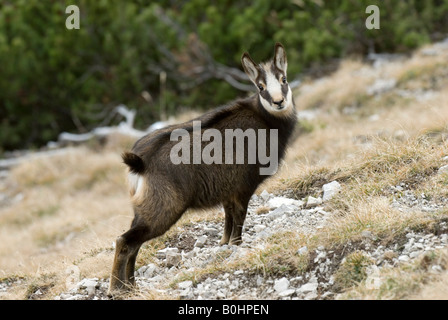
279,289,296,297
178,280,193,289
366,78,397,96
260,190,271,202
267,197,304,209
274,277,290,293
138,264,157,278
253,224,266,233
297,246,308,255
306,196,322,208
166,251,182,267
194,235,208,248
204,227,219,236
322,181,341,202
156,247,178,260
298,281,318,294
438,165,448,174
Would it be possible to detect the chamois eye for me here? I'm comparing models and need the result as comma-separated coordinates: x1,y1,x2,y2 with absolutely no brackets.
258,84,264,91
282,76,287,84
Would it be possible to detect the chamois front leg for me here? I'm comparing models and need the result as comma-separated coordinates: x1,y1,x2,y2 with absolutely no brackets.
220,203,234,245
228,197,250,246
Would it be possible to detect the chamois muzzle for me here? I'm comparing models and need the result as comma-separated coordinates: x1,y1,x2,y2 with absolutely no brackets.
273,98,285,109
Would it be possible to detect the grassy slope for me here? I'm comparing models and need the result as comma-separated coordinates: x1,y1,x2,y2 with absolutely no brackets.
1,41,448,299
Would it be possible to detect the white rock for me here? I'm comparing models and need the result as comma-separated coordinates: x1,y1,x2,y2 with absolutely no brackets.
274,277,290,293
267,204,295,220
140,264,157,278
279,289,296,297
267,197,304,209
260,190,271,202
180,288,194,299
178,280,193,289
432,265,443,273
365,265,381,290
204,227,219,236
303,291,318,300
314,251,326,263
194,235,208,247
297,246,308,255
166,251,182,267
182,250,196,260
77,278,98,296
438,165,448,174
77,278,97,290
322,181,341,202
306,196,322,208
366,78,397,95
156,247,178,259
217,290,227,299
298,282,318,294
254,224,266,233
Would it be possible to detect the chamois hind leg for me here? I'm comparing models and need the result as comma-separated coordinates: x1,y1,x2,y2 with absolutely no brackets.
228,195,250,246
220,202,234,245
109,203,187,295
125,244,141,287
109,222,149,295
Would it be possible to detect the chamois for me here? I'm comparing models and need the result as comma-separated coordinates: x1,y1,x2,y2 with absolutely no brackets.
109,43,297,294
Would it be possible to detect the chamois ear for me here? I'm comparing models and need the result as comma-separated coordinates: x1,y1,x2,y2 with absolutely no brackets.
241,52,260,85
274,42,287,75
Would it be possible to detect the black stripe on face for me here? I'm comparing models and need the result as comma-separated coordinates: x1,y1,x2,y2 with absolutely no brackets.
270,62,289,99
256,68,273,103
260,87,272,103
281,82,289,97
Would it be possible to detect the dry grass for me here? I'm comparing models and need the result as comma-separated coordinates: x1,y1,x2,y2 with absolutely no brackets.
337,248,448,300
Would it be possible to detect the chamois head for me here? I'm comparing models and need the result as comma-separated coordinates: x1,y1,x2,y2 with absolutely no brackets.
241,43,294,116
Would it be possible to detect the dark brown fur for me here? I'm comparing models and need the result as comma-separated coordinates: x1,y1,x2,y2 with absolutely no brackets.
109,44,297,294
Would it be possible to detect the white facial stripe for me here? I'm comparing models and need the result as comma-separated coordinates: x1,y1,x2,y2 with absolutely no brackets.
265,71,282,102
259,95,272,111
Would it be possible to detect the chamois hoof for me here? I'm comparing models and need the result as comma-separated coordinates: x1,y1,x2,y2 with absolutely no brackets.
108,278,134,298
228,238,242,246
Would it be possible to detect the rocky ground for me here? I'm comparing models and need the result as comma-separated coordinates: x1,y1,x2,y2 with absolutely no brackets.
49,179,448,300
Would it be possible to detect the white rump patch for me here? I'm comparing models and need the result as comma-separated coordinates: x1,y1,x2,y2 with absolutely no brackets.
128,172,144,197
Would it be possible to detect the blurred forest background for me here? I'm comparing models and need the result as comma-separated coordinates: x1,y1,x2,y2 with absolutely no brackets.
1,0,448,153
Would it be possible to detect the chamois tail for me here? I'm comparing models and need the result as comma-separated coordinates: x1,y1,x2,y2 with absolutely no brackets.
122,152,145,174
